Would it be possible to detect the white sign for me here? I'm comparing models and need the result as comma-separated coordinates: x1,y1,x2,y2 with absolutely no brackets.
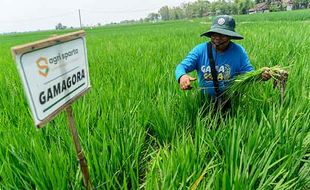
12,31,90,126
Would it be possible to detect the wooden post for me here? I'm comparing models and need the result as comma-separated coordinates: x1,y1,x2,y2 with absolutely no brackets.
66,105,92,189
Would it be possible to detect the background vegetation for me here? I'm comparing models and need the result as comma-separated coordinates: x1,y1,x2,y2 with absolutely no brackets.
0,10,309,189
142,0,310,22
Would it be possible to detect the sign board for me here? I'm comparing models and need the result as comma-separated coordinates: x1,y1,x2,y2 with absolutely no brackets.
12,30,91,127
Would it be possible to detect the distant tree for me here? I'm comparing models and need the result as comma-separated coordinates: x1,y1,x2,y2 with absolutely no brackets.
169,7,185,20
182,3,195,18
294,0,310,9
144,17,151,22
120,20,136,24
148,0,265,23
55,23,67,30
159,6,170,20
210,1,225,15
182,0,210,18
269,1,283,12
147,13,160,21
194,0,210,17
254,0,265,4
236,0,254,14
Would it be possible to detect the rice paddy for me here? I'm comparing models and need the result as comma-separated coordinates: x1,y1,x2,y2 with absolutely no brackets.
0,9,309,189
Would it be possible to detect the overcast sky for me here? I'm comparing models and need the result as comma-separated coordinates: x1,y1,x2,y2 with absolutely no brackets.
0,0,196,33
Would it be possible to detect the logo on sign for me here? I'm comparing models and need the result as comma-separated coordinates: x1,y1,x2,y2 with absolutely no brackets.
36,57,49,77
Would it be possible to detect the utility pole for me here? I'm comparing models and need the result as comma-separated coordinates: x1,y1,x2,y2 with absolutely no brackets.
78,9,82,29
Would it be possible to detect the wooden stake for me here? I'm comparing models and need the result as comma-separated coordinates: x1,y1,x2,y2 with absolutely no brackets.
66,105,92,189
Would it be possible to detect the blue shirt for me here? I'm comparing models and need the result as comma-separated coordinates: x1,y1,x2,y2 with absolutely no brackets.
175,42,254,96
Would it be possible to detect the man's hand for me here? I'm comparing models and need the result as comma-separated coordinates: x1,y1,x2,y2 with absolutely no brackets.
261,67,272,81
179,75,196,90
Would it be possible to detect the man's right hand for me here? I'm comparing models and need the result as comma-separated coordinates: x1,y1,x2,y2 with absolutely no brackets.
179,75,196,90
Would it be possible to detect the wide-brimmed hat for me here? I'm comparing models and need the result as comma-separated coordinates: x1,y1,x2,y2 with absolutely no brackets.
201,15,243,40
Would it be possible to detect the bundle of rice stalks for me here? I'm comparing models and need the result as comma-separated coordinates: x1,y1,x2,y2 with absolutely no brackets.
224,66,289,103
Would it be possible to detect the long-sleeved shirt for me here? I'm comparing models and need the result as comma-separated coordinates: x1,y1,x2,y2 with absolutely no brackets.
175,42,254,96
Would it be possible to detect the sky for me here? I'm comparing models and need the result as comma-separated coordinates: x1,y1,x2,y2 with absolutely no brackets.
0,0,196,33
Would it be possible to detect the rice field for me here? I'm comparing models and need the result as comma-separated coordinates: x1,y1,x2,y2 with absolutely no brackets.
0,9,310,189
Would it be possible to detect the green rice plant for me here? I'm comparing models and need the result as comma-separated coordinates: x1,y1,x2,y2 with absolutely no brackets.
0,10,310,190
224,65,289,104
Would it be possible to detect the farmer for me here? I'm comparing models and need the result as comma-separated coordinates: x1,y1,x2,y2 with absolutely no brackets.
175,15,271,111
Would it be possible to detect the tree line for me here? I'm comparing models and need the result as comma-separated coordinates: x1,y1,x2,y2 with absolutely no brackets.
144,0,310,22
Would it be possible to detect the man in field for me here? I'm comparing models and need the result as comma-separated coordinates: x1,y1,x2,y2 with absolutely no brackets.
175,15,271,111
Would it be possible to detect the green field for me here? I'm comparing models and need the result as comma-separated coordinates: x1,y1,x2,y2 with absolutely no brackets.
0,10,310,189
